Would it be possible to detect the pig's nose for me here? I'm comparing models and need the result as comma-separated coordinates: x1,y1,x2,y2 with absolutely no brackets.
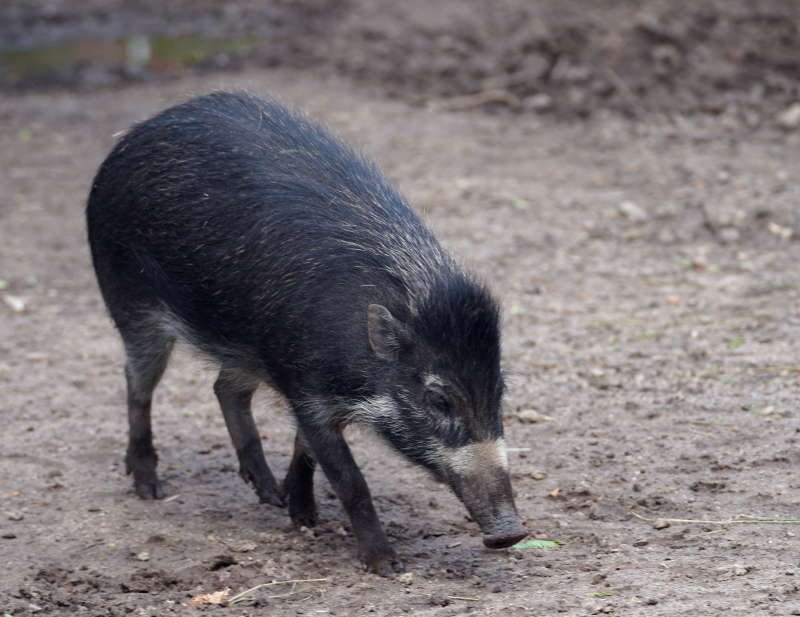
482,519,528,549
483,530,528,549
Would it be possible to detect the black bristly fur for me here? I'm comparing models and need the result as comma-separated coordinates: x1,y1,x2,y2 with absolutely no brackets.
87,91,523,575
413,277,505,436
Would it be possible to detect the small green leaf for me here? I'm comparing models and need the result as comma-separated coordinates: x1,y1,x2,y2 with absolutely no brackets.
0,279,8,290
727,336,745,348
513,539,563,549
511,197,529,210
718,375,733,384
588,590,613,598
18,128,32,142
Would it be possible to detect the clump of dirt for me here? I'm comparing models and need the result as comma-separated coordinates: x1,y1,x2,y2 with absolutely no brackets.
10,566,186,613
324,0,800,119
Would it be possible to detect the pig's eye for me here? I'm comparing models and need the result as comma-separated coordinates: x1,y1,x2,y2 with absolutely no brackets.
425,389,450,415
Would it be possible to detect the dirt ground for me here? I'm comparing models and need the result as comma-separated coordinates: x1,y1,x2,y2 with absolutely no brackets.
2,3,800,617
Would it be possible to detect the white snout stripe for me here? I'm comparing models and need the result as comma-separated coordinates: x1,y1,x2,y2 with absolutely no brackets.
446,438,509,475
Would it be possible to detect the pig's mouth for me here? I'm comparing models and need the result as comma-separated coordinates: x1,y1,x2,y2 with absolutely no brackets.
446,469,528,549
481,519,529,549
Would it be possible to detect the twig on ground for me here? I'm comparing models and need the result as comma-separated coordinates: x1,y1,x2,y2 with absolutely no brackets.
227,577,329,606
415,592,481,602
631,511,800,526
675,418,739,429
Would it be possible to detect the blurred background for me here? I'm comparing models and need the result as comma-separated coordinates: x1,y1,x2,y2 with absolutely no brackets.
2,0,800,122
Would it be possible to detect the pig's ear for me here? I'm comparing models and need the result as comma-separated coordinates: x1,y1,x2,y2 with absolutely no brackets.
367,304,407,361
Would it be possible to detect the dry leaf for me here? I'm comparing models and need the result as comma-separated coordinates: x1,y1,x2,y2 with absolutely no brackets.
186,587,231,607
547,488,561,498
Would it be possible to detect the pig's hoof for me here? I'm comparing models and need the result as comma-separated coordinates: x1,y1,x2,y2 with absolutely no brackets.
482,527,529,549
240,467,286,507
133,478,165,500
286,483,318,526
289,505,318,528
258,490,286,508
125,451,161,499
127,456,164,500
362,549,405,576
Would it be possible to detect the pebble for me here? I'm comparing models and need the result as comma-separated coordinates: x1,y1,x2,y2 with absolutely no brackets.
7,511,24,521
427,592,450,607
228,540,258,552
3,294,27,313
652,519,670,530
618,201,649,222
515,408,553,424
719,227,741,243
582,599,604,614
525,93,554,111
135,551,150,561
777,102,800,130
768,221,793,240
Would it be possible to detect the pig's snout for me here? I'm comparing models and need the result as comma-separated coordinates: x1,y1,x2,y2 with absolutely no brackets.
474,497,528,549
481,517,528,549
444,439,527,549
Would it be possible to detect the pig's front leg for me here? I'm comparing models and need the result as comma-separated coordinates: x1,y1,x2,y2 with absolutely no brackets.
295,410,404,575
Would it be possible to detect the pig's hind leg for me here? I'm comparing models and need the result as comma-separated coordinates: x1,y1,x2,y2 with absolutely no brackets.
282,432,318,527
123,327,174,500
214,368,285,507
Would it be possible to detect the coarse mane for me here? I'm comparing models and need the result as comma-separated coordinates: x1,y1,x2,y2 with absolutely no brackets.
412,272,503,413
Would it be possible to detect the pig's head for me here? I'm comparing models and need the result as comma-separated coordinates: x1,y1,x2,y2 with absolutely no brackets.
360,277,527,549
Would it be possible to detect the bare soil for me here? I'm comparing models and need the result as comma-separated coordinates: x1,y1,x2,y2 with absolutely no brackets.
2,3,800,616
